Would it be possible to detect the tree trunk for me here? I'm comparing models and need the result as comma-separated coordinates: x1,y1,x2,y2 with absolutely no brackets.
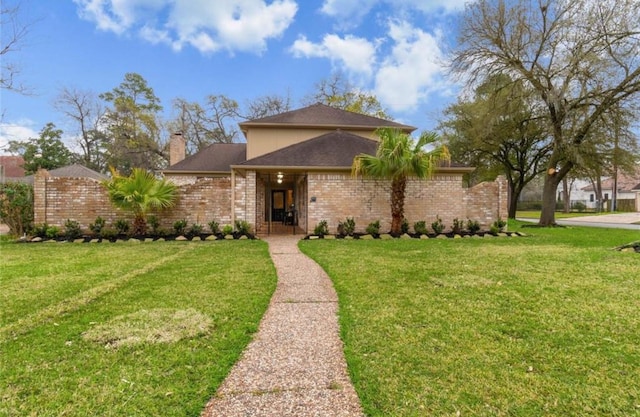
539,173,561,226
562,177,570,213
508,181,520,219
390,176,406,234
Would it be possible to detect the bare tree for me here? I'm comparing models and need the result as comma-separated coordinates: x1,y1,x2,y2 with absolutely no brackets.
54,87,108,172
303,73,391,119
1,0,32,94
243,92,292,120
452,0,640,225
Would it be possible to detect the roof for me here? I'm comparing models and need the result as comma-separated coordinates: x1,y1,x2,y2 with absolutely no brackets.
239,103,415,132
0,156,26,177
235,130,473,173
164,143,247,173
581,171,640,193
237,130,378,168
12,164,108,185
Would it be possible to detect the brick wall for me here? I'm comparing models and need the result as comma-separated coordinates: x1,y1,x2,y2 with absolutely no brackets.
33,170,234,232
306,172,507,234
33,168,507,235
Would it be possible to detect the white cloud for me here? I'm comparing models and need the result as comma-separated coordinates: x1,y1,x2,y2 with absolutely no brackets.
74,0,298,54
0,120,38,152
290,34,377,78
374,20,449,112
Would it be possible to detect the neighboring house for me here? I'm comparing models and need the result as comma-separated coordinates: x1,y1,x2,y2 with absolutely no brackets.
21,164,108,185
163,103,508,235
0,156,26,183
579,172,640,211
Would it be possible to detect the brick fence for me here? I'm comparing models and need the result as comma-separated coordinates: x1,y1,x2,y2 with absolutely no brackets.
33,168,508,234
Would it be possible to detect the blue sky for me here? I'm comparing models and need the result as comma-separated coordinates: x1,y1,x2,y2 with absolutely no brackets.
1,0,469,153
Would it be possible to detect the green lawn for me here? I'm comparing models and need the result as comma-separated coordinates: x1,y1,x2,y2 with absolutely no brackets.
300,224,640,416
0,240,277,416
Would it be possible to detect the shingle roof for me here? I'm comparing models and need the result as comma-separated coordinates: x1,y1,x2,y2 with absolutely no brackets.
0,156,25,177
581,171,640,193
15,164,108,185
164,143,247,173
237,130,378,168
239,103,415,132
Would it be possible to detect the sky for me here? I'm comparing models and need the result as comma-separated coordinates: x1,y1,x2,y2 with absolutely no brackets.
0,0,470,154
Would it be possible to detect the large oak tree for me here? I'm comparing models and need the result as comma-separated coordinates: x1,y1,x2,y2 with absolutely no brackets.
452,0,640,225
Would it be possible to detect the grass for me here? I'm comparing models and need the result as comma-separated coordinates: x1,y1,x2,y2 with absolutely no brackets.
0,240,277,416
516,210,615,219
299,223,640,416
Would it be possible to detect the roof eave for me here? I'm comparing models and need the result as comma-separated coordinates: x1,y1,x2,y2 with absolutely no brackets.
238,122,416,133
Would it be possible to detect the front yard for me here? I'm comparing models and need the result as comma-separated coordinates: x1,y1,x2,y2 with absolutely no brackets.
300,224,640,416
1,240,276,416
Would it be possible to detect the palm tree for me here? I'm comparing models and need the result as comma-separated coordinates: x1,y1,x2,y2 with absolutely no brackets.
352,128,450,235
103,168,177,235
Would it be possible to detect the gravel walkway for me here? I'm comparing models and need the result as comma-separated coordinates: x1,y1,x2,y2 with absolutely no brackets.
201,236,364,417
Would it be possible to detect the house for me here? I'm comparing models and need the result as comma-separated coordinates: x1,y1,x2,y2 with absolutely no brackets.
163,103,508,235
0,156,26,183
579,172,640,211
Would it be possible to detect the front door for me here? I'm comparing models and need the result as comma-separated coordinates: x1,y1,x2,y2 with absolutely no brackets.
271,190,285,222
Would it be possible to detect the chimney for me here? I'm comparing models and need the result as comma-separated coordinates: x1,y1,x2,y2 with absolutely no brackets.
169,132,185,166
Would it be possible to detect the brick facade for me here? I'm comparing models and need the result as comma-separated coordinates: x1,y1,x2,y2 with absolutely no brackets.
32,168,507,235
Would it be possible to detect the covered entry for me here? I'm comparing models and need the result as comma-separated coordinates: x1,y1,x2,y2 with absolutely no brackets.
258,171,307,235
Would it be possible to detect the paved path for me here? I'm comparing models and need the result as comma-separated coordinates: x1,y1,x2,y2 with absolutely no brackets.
201,236,364,417
519,212,640,230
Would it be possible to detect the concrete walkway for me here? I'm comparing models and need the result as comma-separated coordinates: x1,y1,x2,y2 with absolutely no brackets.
201,236,364,417
519,212,640,230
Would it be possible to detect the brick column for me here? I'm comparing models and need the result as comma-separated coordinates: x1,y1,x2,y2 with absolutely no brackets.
33,169,50,225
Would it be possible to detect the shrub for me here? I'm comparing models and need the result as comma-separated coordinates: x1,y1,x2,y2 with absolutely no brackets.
366,220,381,235
413,221,428,235
572,201,587,212
115,219,130,235
313,220,329,236
147,215,161,234
208,220,220,234
493,217,507,232
338,217,355,236
64,219,83,240
234,220,252,235
173,219,188,235
222,225,234,236
452,218,464,234
431,216,444,234
188,223,204,236
45,226,60,239
490,224,500,235
0,182,33,236
466,219,481,234
100,228,118,240
401,218,410,234
32,223,49,238
89,216,106,236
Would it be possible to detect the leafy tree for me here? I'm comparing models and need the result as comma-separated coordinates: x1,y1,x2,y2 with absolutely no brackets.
452,0,640,225
304,73,391,119
0,182,33,236
7,123,74,174
54,86,109,172
102,168,177,236
352,128,450,234
100,73,166,173
440,74,551,218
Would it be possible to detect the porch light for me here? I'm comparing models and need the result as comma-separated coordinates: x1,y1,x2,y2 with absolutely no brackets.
277,172,283,184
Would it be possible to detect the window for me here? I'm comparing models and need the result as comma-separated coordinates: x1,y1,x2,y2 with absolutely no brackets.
590,194,594,202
